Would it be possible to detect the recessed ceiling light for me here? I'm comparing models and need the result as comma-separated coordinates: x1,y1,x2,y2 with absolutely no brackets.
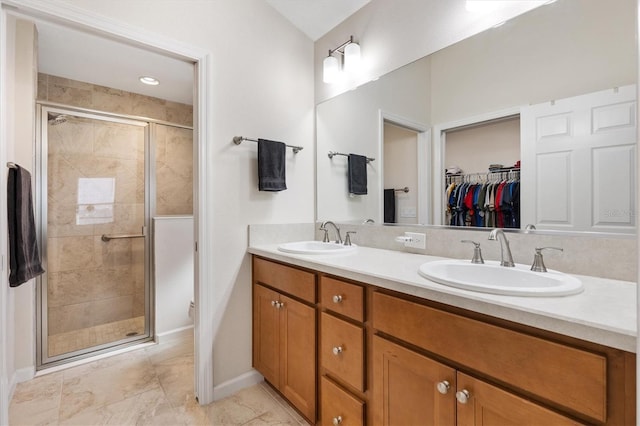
139,76,159,86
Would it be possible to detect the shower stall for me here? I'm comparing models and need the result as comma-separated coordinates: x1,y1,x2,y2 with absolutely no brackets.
36,104,193,367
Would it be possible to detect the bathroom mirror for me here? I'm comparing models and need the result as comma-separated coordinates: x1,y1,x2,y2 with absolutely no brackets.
316,0,637,234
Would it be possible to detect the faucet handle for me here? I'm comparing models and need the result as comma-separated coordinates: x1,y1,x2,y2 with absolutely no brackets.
531,247,563,272
344,231,356,246
461,240,484,264
320,227,330,243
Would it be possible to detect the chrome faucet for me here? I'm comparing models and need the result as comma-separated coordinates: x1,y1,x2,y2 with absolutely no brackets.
488,228,515,267
320,221,343,244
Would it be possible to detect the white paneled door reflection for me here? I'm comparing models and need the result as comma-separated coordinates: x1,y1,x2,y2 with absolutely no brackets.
520,84,636,234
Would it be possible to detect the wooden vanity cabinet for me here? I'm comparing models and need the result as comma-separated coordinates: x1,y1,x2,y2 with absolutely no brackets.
252,258,317,422
251,256,636,426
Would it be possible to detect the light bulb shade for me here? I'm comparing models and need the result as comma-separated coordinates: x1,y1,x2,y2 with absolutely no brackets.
344,42,361,72
323,55,340,84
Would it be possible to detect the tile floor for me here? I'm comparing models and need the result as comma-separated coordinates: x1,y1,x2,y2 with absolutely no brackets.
48,316,146,357
10,330,309,425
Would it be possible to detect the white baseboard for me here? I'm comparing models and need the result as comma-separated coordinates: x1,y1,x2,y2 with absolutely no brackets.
212,369,263,402
156,325,194,343
12,366,35,386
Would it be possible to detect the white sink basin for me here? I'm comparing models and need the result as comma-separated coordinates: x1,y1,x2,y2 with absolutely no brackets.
277,240,357,255
418,259,583,297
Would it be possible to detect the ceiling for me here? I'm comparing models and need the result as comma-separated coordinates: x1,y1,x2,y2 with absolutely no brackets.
35,1,369,106
265,0,371,41
36,20,195,105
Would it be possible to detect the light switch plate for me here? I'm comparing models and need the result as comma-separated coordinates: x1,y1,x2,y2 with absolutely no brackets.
405,232,426,249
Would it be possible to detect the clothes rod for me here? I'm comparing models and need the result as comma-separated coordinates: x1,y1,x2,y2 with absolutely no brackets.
394,187,409,193
327,151,375,163
233,136,303,154
6,162,17,169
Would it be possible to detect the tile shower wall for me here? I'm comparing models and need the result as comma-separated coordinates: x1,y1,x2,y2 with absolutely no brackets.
38,73,192,127
155,125,193,215
39,73,194,341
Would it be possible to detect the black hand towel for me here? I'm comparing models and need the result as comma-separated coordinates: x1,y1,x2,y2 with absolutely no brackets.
384,189,396,223
7,165,45,287
348,154,367,195
258,139,287,191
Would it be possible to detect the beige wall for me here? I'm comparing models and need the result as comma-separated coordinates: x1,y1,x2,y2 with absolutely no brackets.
7,18,39,383
315,0,547,103
445,117,520,175
430,0,636,124
383,123,418,224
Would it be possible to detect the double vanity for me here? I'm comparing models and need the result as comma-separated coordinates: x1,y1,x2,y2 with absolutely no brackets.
249,226,636,425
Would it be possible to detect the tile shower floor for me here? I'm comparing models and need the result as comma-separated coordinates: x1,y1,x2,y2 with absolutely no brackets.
48,316,146,357
10,330,309,425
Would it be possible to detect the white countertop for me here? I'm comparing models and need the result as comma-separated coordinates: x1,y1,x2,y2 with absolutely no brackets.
248,243,637,353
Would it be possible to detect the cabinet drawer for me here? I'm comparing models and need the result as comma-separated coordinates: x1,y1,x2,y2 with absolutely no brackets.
320,376,364,426
372,292,607,422
253,257,316,303
320,276,364,322
321,312,365,392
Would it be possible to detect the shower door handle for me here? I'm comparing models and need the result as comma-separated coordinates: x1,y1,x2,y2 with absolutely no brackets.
101,227,146,242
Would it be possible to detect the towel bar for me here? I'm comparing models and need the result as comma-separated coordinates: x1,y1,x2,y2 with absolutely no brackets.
328,151,375,163
394,187,409,193
6,162,17,169
233,136,303,154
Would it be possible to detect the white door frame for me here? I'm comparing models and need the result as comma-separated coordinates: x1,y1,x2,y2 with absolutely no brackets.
378,110,431,224
0,1,216,417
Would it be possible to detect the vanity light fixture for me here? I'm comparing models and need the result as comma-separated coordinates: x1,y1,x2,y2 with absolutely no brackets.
323,35,361,84
139,76,160,86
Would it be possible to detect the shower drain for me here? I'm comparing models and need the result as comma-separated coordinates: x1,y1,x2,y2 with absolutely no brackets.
126,331,139,337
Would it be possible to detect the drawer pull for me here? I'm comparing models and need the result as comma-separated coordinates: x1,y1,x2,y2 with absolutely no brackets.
272,301,284,309
332,415,343,425
271,300,277,307
332,346,343,355
436,380,450,395
332,294,343,303
456,389,471,404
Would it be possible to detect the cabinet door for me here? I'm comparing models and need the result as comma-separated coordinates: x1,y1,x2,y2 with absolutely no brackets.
253,284,280,387
280,294,317,422
372,335,456,426
456,372,583,426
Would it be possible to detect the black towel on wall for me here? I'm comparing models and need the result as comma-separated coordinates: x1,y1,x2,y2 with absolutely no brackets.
348,154,367,195
384,189,396,223
258,138,287,191
7,165,45,287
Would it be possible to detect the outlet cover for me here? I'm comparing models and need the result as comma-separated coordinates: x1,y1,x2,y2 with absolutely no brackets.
405,232,426,249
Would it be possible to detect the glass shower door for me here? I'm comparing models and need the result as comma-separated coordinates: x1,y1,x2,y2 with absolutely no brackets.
40,107,151,364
